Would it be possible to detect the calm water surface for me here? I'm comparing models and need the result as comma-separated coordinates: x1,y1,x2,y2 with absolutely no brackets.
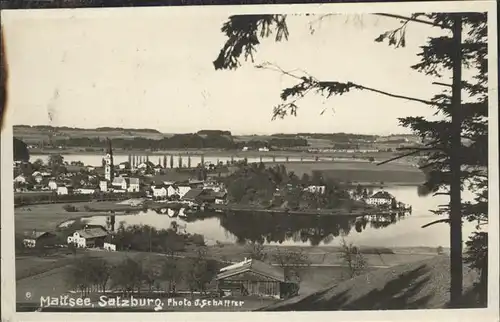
68,186,482,249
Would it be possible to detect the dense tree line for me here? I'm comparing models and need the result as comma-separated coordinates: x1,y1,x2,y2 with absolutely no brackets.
111,223,205,253
14,125,161,134
196,130,231,136
65,250,219,297
14,137,30,161
224,162,362,210
43,134,309,150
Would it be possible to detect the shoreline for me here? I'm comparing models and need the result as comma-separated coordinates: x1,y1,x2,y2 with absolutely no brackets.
27,148,415,161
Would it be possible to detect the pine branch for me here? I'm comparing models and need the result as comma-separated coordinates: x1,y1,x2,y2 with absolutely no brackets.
422,218,450,228
348,83,440,106
374,13,452,29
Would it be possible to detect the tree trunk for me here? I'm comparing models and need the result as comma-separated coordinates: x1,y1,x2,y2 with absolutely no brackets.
449,13,463,308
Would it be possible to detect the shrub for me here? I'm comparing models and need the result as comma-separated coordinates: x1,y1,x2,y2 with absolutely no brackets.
190,234,206,246
63,204,79,212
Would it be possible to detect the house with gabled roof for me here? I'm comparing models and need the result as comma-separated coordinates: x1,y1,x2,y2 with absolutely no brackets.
216,258,288,299
182,188,204,202
23,231,57,248
366,190,395,206
67,226,109,248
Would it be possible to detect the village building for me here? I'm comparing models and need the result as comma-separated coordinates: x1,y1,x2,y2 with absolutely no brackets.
23,231,57,248
188,179,205,189
74,188,96,195
14,175,27,184
48,180,58,190
99,180,108,192
33,174,43,184
214,191,227,204
203,180,225,193
366,190,395,206
127,178,140,192
303,185,326,194
216,258,287,299
154,164,163,174
182,188,204,203
151,185,168,199
118,161,130,170
103,139,114,182
112,177,127,190
67,226,109,248
56,185,73,195
176,184,192,198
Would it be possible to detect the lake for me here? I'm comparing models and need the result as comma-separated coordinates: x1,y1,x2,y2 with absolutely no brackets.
30,153,343,168
62,186,483,249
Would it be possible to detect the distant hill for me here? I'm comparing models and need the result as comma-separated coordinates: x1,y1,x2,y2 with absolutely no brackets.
13,125,165,143
197,130,232,136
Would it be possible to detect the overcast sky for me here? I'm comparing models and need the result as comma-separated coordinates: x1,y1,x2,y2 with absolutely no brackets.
3,8,451,135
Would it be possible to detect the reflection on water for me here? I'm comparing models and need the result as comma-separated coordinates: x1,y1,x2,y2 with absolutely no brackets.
75,186,482,248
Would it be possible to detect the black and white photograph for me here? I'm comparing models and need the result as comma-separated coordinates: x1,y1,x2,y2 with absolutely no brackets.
0,1,498,320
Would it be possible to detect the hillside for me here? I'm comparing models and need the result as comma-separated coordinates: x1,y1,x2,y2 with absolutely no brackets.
13,125,165,143
262,255,484,310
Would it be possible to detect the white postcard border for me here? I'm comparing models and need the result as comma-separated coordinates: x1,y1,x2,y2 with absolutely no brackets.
1,1,498,321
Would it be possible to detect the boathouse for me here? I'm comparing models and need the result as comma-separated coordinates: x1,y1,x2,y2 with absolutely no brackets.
215,259,287,299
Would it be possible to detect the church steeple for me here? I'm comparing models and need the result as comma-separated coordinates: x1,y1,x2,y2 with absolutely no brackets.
104,137,114,182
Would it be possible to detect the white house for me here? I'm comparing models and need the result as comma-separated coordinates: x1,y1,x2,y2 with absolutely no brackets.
75,188,96,195
166,185,179,197
103,242,117,251
112,177,127,190
67,227,108,248
214,191,227,205
137,163,148,170
242,147,249,151
176,185,192,198
48,180,58,190
366,191,394,206
303,185,326,194
152,185,168,199
99,180,108,192
23,231,56,248
127,178,140,192
57,186,69,195
14,175,26,183
118,162,129,170
203,181,225,193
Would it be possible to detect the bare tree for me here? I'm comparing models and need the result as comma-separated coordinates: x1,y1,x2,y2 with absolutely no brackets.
338,237,368,279
272,247,311,283
245,241,267,261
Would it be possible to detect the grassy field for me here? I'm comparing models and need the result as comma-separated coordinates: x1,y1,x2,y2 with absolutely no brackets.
14,202,120,234
16,247,435,311
14,127,164,143
263,255,484,310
